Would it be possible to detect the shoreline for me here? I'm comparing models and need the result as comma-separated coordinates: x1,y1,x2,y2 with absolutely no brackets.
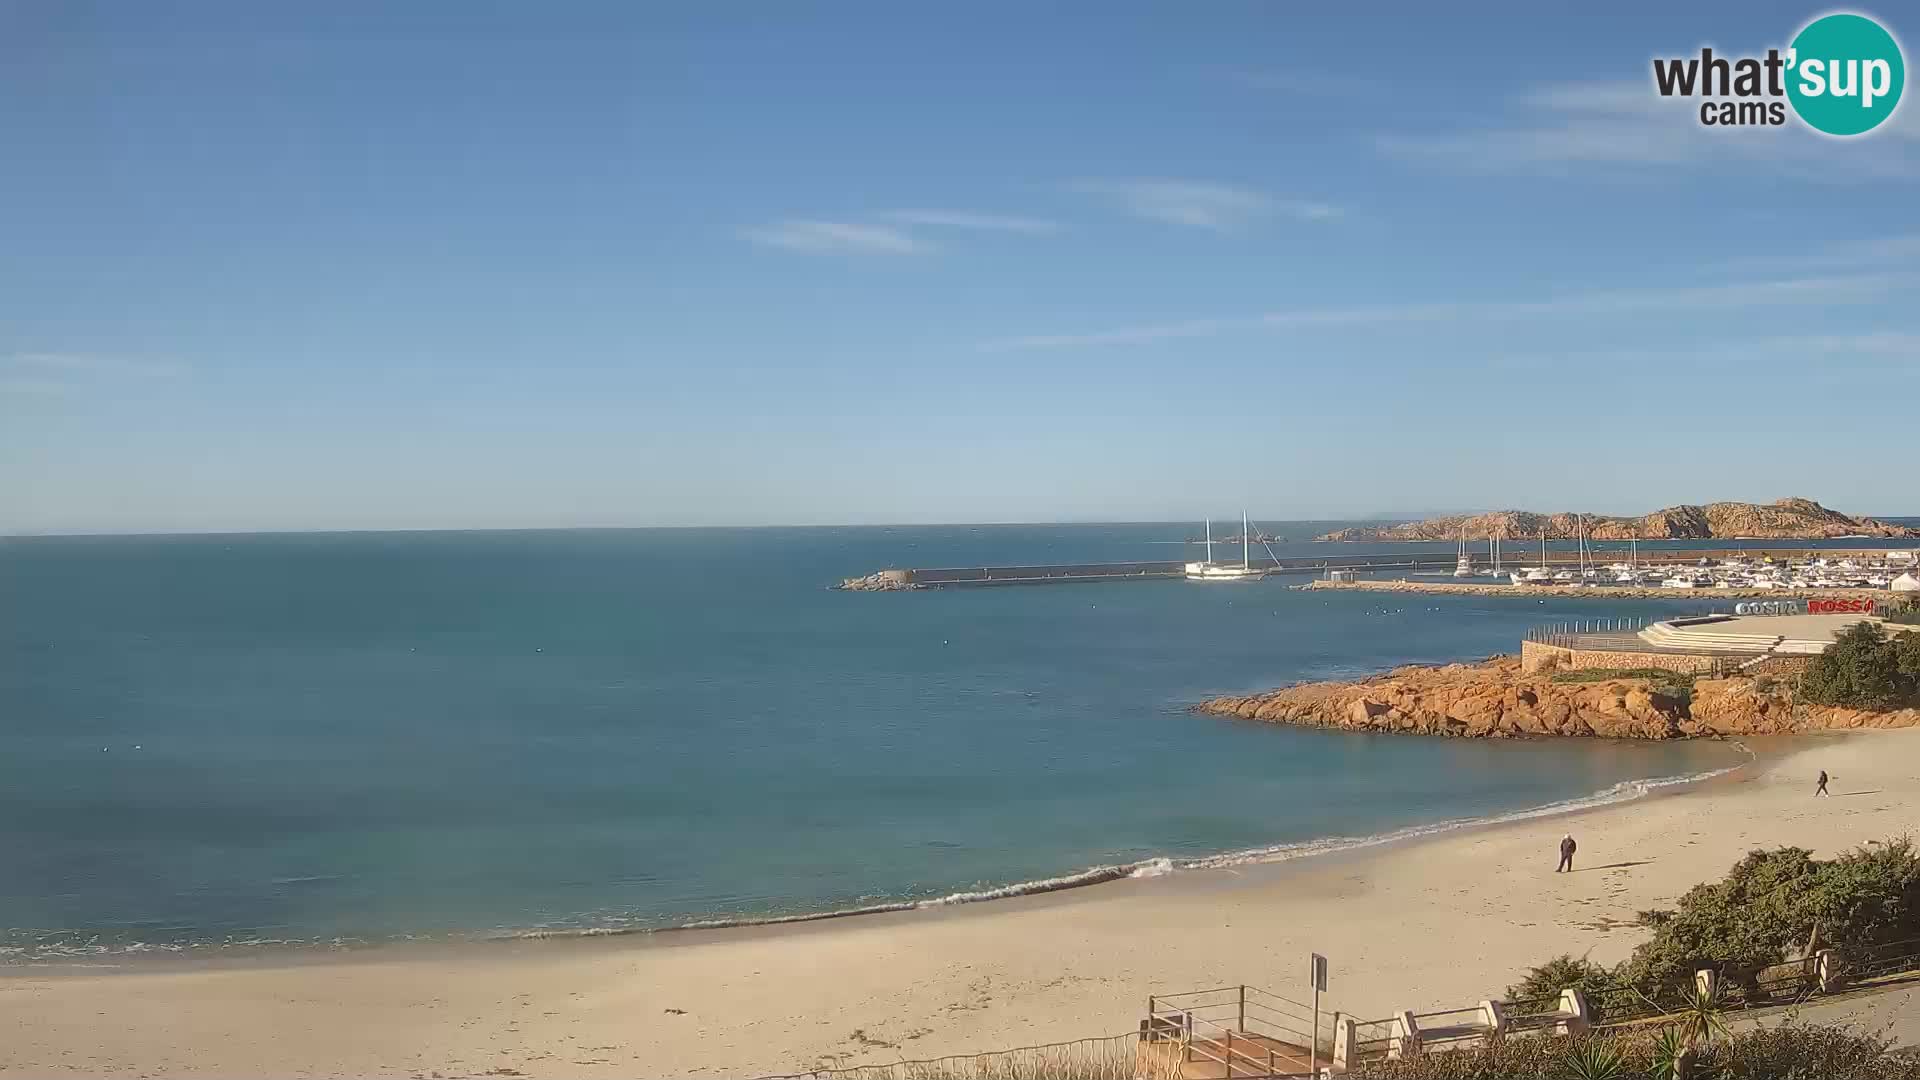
2,738,1758,974
7,731,1898,1078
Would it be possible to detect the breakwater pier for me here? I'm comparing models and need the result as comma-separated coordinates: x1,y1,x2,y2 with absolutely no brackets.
838,546,1918,591
839,553,1477,590
836,547,1906,590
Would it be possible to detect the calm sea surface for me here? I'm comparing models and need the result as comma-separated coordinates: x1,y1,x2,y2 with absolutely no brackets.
3,523,1910,958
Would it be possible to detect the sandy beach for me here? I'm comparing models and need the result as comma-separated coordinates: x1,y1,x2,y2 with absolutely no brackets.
7,732,1919,1078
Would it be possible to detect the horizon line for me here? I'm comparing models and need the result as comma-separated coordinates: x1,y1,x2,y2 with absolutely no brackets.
6,510,1918,542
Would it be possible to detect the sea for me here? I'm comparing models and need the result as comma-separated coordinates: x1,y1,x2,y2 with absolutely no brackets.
2,522,1912,961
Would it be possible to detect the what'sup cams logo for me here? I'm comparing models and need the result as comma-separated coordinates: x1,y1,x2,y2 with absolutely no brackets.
1652,11,1905,135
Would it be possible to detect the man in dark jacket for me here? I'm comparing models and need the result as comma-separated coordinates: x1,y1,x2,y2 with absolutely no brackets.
1556,833,1577,873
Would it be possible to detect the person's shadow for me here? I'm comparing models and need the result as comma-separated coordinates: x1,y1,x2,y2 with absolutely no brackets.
1577,860,1654,873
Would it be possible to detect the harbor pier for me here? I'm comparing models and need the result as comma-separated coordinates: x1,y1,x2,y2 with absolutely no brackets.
837,547,1919,591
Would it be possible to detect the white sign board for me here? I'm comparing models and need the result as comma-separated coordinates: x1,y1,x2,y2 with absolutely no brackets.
1311,953,1328,993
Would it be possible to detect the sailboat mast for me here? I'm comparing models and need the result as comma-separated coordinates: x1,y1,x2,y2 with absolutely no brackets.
1242,509,1250,570
1205,519,1213,565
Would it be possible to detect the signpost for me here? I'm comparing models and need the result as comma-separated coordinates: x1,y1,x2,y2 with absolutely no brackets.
1310,953,1329,1075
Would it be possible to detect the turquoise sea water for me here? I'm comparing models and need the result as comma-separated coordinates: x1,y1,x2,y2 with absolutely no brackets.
3,523,1908,960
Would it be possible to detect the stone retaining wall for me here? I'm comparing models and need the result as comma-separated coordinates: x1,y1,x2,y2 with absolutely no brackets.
1519,640,1725,675
1741,654,1815,678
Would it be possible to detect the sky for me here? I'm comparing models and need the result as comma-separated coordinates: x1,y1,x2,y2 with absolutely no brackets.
3,1,1918,533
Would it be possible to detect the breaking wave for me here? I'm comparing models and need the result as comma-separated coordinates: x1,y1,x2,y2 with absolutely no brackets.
5,751,1746,962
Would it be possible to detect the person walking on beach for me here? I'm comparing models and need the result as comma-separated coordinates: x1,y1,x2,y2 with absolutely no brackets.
1557,833,1577,873
1816,770,1830,798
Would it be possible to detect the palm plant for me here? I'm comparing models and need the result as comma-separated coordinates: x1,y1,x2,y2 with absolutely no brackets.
1558,1037,1630,1080
1650,1026,1688,1078
1673,979,1731,1050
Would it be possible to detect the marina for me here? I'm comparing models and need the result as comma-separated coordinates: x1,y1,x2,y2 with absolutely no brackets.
841,545,1920,592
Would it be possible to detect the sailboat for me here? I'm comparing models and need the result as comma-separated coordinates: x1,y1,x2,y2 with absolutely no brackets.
1515,527,1553,584
1185,511,1266,582
1453,525,1474,577
1577,515,1602,582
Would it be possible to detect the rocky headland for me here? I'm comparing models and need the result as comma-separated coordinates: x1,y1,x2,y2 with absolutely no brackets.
1315,497,1916,543
1195,656,1920,740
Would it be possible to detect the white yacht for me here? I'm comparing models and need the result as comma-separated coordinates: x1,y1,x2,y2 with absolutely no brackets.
1453,527,1474,577
1515,530,1554,584
1185,512,1265,582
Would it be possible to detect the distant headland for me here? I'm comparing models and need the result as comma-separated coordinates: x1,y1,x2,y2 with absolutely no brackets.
1314,497,1916,542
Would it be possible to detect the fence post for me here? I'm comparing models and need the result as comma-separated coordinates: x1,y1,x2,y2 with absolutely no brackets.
1559,987,1592,1036
1333,1013,1355,1072
1694,969,1717,1001
1816,949,1842,993
1238,984,1246,1033
1480,998,1507,1039
1390,1010,1420,1059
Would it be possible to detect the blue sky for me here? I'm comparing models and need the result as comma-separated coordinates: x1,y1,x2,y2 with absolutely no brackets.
3,2,1917,532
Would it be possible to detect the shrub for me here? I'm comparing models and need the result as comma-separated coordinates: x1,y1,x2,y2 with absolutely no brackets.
1801,622,1919,710
1612,839,1920,1002
1507,955,1619,1012
1616,847,1823,999
1349,1023,1920,1080
1550,668,1695,687
1715,1021,1920,1080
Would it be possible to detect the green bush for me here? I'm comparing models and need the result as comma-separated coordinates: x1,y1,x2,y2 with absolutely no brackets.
1349,1023,1920,1080
1617,840,1920,1000
1507,955,1622,1019
1731,1021,1920,1080
1800,622,1920,710
1550,669,1696,688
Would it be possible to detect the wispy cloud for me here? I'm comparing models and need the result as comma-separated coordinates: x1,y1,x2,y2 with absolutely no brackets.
0,377,71,397
881,210,1061,234
1486,331,1920,375
1709,232,1920,276
1514,81,1671,116
6,352,186,378
1069,179,1336,230
0,352,186,397
744,220,927,255
981,273,1909,350
1377,79,1920,180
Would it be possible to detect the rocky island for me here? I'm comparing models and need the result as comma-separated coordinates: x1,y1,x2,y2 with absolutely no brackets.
1315,497,1915,543
1196,656,1920,740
